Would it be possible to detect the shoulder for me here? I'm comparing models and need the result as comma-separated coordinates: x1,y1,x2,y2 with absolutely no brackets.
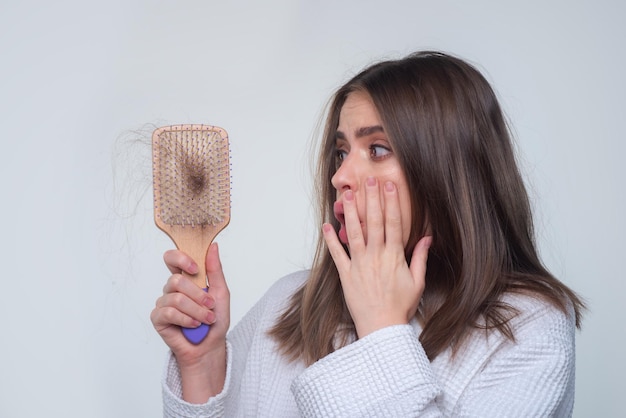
264,270,309,301
228,270,309,342
451,292,577,363
436,293,578,416
501,292,575,337
490,292,577,366
251,270,309,320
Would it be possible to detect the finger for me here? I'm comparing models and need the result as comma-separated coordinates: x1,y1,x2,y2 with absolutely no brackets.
365,177,384,247
322,223,351,275
155,291,215,327
383,181,403,249
151,304,202,331
163,274,215,310
409,235,432,284
164,250,199,276
342,189,365,250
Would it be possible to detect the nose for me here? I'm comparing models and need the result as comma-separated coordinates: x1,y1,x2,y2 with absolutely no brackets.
331,151,359,193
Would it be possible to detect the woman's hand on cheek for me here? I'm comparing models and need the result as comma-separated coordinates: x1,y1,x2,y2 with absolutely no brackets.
323,178,432,338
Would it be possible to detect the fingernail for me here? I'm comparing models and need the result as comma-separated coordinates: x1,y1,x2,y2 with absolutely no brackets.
322,223,333,233
384,181,395,192
206,311,216,324
366,176,376,187
344,190,354,201
203,295,214,308
188,261,199,274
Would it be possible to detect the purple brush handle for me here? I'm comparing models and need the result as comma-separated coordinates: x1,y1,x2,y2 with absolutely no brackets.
182,287,210,344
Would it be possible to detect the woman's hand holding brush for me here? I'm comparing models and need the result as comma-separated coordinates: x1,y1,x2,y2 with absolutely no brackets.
151,243,230,403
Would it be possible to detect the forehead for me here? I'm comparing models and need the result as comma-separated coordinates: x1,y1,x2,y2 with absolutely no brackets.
337,91,382,133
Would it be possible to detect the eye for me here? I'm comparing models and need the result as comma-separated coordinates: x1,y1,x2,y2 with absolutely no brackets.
370,144,392,160
335,149,348,166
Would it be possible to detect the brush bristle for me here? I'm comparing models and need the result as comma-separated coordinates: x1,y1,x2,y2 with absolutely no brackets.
154,126,230,227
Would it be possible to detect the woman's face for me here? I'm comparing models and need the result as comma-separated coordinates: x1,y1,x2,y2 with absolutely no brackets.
331,91,413,247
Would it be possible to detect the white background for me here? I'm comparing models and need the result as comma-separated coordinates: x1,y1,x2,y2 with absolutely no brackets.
1,1,623,416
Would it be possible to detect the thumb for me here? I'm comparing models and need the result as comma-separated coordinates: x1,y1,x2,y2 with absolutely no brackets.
206,242,228,290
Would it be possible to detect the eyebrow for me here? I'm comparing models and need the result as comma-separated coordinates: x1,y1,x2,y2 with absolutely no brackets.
335,125,385,140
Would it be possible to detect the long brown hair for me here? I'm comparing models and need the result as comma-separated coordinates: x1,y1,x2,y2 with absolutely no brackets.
270,51,584,364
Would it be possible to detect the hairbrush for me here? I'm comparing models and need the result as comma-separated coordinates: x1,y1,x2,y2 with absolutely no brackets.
152,124,231,344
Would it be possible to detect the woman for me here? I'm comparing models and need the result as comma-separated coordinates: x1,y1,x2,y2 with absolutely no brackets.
151,51,584,416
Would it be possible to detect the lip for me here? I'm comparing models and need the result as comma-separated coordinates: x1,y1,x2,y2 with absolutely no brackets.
333,201,345,224
333,201,348,244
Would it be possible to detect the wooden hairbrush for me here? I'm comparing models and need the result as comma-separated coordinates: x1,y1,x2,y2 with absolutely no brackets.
152,124,231,344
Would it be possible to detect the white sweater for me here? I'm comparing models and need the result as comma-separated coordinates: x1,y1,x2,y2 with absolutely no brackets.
162,270,576,417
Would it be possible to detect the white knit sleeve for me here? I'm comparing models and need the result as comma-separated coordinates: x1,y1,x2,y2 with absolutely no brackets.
161,340,233,418
291,324,443,417
160,280,268,417
160,270,310,417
